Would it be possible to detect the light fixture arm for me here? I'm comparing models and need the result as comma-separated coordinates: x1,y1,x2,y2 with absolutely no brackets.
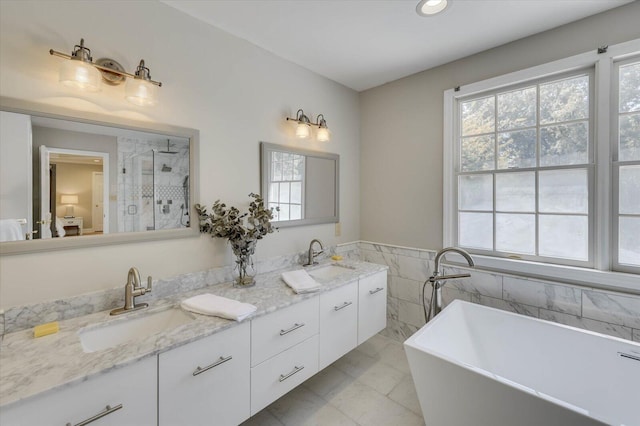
49,49,163,87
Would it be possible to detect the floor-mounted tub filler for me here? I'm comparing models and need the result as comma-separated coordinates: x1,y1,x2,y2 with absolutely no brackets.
404,300,640,426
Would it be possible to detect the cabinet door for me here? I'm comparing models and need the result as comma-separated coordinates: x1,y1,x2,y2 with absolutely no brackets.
358,271,388,344
158,322,251,426
319,281,358,369
1,356,156,426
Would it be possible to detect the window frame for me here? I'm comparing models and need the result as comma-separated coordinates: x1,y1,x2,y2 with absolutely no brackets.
443,38,640,293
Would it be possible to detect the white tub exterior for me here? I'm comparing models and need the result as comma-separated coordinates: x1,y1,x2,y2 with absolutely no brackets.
404,300,640,426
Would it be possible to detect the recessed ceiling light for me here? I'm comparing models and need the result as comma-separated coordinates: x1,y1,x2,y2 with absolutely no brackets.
416,0,449,16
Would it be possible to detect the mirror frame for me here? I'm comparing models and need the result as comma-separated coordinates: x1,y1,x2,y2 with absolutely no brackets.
260,142,339,228
0,97,200,255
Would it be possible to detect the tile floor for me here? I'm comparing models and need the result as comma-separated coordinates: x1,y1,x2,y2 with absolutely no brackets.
241,334,424,426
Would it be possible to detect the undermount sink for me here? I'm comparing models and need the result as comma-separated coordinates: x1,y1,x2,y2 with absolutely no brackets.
78,307,195,353
308,263,355,281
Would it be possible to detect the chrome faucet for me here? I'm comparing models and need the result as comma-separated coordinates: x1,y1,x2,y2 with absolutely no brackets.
425,247,475,321
110,267,153,316
303,239,324,266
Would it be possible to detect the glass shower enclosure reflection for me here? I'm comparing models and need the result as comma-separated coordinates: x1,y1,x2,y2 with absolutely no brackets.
118,138,189,232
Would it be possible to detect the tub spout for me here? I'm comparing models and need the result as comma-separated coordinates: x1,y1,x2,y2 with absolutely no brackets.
426,247,475,322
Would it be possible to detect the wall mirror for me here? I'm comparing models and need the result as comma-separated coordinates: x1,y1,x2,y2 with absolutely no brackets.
260,142,339,228
0,97,199,255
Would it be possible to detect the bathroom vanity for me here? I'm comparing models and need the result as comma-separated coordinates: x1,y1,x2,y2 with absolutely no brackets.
0,261,387,425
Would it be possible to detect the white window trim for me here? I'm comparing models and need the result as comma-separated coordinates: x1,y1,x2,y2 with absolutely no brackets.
443,38,640,294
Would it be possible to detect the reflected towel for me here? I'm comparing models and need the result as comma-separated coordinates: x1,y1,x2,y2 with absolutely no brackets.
0,219,24,242
181,293,257,322
281,269,321,294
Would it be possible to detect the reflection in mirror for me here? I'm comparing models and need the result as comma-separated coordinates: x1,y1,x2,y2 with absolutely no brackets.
0,99,198,254
260,142,339,228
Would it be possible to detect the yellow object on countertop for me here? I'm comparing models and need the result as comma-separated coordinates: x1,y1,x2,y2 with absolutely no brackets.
33,321,59,338
331,255,343,261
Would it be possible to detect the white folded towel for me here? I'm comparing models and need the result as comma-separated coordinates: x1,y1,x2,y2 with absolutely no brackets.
0,219,24,242
181,294,257,322
281,269,321,294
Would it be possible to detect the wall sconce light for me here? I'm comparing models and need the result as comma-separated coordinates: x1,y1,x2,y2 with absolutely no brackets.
286,109,331,141
49,38,162,106
60,194,79,218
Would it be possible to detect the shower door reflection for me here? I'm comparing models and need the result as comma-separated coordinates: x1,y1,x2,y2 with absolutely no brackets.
119,138,189,232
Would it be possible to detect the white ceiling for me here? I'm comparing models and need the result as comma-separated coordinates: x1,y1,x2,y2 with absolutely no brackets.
162,0,632,92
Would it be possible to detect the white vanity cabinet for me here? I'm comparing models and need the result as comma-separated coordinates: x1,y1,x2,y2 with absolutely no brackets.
0,356,157,426
158,321,251,426
319,280,358,369
357,270,388,344
250,296,320,415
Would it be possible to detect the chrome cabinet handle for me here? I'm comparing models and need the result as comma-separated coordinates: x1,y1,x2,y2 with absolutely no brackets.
66,404,123,426
279,365,304,382
280,322,305,336
369,287,384,295
193,355,233,376
334,301,353,311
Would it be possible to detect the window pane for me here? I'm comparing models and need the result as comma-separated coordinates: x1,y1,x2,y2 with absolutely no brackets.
459,175,492,211
619,113,640,161
290,182,302,204
461,96,495,136
459,212,493,250
620,165,640,214
269,183,279,204
272,159,282,181
278,204,290,221
619,216,640,266
283,158,293,181
540,75,589,124
539,169,588,214
290,204,302,220
496,172,535,212
540,121,589,166
496,213,535,254
497,86,536,130
539,215,588,261
498,129,536,169
293,157,304,180
278,182,290,203
619,62,640,113
461,135,495,171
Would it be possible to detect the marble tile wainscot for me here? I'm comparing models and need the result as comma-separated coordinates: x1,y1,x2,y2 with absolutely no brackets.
357,241,640,343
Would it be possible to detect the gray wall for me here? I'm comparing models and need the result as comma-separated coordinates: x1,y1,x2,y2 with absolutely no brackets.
360,2,640,249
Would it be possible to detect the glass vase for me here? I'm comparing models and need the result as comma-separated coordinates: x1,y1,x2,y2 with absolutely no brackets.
233,253,256,288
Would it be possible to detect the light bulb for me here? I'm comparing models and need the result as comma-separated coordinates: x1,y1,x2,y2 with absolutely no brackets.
296,122,311,139
59,60,101,92
416,0,448,16
125,78,158,106
317,126,330,142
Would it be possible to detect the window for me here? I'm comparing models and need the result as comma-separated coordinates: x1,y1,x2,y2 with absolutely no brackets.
444,40,640,290
614,59,640,272
267,150,305,221
457,71,593,267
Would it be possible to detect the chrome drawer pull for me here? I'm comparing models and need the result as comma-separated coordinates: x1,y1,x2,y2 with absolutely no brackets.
279,365,305,382
369,287,384,295
279,322,305,336
334,301,353,311
193,355,233,376
67,404,123,426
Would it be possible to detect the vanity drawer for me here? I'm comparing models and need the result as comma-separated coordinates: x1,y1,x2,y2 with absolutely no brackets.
319,281,358,369
158,322,250,426
250,335,319,415
358,270,388,344
251,296,319,366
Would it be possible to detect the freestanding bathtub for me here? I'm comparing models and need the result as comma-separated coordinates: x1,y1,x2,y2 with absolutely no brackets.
404,300,640,426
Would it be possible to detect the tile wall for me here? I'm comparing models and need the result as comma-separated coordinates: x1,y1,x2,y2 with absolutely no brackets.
358,241,640,343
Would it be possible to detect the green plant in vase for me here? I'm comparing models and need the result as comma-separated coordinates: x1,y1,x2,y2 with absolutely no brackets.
195,193,277,288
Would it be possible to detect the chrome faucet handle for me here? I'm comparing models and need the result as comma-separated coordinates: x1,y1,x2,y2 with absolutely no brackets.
145,276,153,293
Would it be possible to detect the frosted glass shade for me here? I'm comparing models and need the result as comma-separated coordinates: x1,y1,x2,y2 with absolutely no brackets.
125,78,158,106
317,127,331,142
59,60,101,92
296,123,310,139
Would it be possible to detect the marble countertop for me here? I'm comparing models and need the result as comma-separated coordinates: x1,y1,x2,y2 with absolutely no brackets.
0,260,386,408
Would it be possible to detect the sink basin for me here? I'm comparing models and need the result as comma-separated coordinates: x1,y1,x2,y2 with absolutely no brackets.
79,307,195,353
308,263,355,281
